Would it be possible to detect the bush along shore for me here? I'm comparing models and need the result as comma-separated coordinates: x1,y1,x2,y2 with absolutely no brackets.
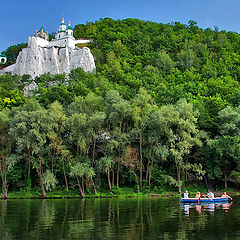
1,187,239,200
2,18,240,198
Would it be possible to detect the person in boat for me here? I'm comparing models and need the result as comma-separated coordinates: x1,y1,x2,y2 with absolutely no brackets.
204,191,214,199
183,190,189,198
195,191,201,199
221,192,232,200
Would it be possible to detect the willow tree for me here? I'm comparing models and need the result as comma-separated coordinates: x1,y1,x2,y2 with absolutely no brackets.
65,113,88,156
97,156,114,192
69,161,96,197
131,88,154,191
105,90,132,187
47,101,69,190
155,100,201,193
9,100,51,197
67,93,106,166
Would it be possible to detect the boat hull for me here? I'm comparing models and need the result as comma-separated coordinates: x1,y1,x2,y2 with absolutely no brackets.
181,198,228,203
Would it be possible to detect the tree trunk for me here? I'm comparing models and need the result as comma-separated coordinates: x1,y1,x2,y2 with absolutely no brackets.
107,169,112,192
82,176,85,195
224,172,228,189
117,162,119,188
134,173,139,193
148,159,154,192
85,178,89,192
91,180,97,194
39,175,46,198
1,174,8,199
148,167,152,192
146,144,153,182
27,149,31,186
77,177,85,197
112,168,114,186
62,159,69,191
177,164,182,194
36,156,46,198
92,138,96,167
139,132,143,191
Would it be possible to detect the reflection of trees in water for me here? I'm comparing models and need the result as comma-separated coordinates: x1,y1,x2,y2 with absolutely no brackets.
177,208,208,240
28,199,56,239
177,203,235,240
0,200,13,240
0,198,239,239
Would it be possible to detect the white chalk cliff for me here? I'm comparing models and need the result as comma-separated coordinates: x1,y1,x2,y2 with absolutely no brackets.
1,17,96,78
2,37,95,78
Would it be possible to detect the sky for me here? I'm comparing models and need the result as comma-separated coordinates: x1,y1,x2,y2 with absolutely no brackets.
1,0,240,53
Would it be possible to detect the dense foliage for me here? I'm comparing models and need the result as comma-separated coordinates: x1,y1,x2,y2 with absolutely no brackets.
1,18,240,197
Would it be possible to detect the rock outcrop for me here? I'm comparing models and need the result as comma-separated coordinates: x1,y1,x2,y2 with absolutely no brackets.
1,37,96,78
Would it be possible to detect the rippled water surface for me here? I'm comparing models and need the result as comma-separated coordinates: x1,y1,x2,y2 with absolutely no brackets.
0,196,240,239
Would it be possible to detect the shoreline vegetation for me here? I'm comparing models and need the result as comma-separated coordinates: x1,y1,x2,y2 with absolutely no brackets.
1,188,239,200
1,18,240,198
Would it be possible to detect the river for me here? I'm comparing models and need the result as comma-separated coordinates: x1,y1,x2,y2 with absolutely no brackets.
0,197,239,239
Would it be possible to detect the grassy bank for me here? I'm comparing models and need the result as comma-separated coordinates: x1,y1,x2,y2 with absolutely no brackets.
1,187,180,199
1,186,239,199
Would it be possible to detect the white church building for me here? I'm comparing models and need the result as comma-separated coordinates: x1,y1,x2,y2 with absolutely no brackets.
32,17,91,49
0,17,95,78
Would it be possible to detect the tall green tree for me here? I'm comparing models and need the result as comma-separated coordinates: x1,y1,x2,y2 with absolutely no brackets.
131,88,154,191
105,90,132,187
0,110,14,198
153,100,201,193
9,100,51,197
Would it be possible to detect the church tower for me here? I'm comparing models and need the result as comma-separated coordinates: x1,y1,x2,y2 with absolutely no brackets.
66,20,73,37
51,16,76,48
56,16,67,39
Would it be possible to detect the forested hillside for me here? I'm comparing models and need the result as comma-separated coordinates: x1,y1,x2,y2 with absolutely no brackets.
1,18,240,197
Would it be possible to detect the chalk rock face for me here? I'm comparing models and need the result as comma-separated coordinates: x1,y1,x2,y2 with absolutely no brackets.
2,37,96,78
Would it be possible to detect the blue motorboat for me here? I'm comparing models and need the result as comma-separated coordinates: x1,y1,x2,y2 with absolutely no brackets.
181,197,228,203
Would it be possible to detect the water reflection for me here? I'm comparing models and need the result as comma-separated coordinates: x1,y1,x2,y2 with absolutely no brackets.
0,197,238,239
182,202,233,216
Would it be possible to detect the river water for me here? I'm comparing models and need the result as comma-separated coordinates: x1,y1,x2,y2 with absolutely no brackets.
0,197,239,239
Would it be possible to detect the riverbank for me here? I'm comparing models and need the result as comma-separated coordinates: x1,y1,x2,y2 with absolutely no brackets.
1,189,179,199
1,187,239,199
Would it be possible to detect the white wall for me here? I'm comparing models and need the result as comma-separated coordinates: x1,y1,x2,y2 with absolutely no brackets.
28,37,49,48
50,36,76,48
75,39,92,44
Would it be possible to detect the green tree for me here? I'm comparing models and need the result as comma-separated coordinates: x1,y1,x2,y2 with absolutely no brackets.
9,100,51,197
131,88,154,191
97,156,114,191
47,101,69,190
69,161,95,197
206,106,240,188
105,90,132,187
155,50,175,73
154,100,201,193
3,43,27,61
0,109,15,198
43,170,58,191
